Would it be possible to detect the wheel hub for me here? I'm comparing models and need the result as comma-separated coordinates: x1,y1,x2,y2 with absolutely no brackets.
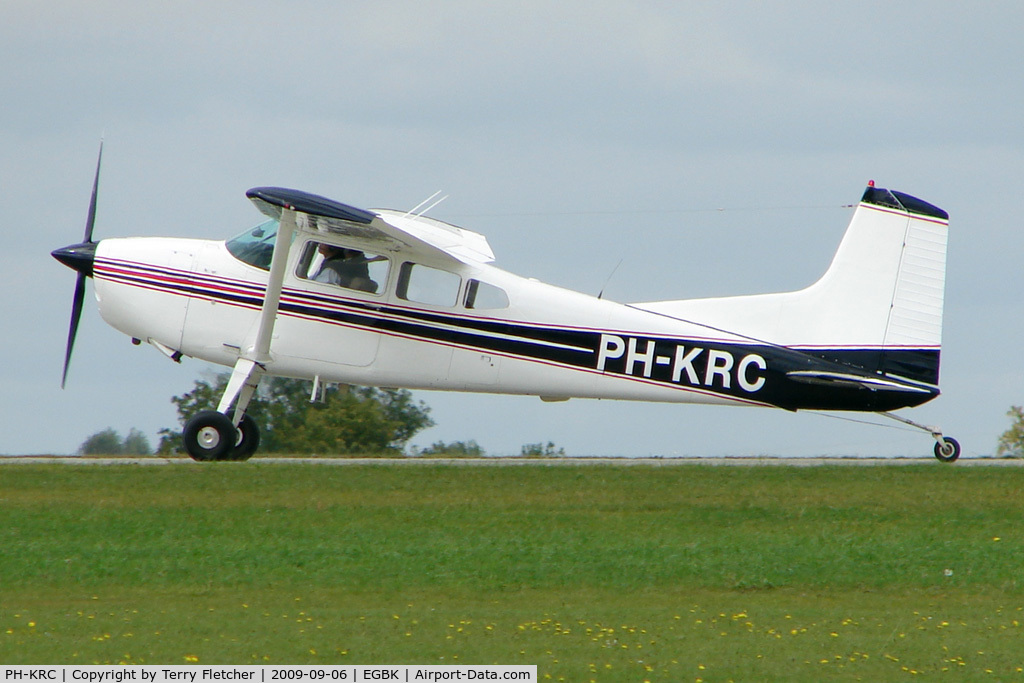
197,426,222,450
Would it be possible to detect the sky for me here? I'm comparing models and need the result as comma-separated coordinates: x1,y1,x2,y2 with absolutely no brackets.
3,1,1022,457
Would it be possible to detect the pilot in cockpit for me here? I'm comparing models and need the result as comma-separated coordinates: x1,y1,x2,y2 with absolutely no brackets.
313,244,377,292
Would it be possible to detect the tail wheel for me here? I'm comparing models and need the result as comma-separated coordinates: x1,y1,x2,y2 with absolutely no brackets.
183,411,236,461
229,413,261,461
934,436,961,463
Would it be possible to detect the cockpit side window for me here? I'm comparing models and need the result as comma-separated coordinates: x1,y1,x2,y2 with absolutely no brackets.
226,219,278,270
296,240,390,295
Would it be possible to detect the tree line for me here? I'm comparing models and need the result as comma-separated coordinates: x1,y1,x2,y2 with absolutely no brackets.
78,373,566,457
80,375,1024,458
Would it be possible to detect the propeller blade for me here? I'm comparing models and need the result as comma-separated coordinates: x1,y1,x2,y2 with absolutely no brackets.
84,140,103,243
61,272,88,389
58,140,104,388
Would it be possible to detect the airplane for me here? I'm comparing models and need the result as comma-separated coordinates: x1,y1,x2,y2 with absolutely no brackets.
53,145,960,462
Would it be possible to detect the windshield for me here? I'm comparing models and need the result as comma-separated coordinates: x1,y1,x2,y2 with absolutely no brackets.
226,219,278,270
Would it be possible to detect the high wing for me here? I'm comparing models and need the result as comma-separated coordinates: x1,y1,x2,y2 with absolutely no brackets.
210,187,496,434
246,187,495,264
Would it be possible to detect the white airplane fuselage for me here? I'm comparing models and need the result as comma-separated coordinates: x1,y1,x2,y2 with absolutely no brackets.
89,191,945,415
54,179,960,462
94,234,764,407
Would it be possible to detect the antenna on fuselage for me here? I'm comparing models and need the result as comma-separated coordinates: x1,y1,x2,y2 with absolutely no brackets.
597,258,624,300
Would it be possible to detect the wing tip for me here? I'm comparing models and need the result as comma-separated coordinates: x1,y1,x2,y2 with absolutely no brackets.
246,187,376,225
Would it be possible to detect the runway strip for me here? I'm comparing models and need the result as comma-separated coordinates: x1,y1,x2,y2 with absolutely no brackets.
2,456,1022,466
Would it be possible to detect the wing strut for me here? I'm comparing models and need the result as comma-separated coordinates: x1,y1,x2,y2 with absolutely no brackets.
216,208,298,424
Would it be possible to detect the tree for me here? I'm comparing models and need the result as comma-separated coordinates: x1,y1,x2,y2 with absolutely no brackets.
122,428,153,455
158,374,434,455
80,428,124,455
416,440,486,458
520,441,566,458
997,406,1024,457
79,428,152,455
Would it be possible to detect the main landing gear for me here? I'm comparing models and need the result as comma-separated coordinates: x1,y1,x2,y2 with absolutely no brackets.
183,358,266,462
879,412,961,463
183,411,261,461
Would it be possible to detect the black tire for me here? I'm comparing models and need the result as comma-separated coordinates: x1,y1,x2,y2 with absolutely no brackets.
934,436,961,463
183,411,237,462
229,413,261,461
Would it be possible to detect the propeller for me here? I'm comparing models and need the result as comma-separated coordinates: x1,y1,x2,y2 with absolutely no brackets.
52,142,103,388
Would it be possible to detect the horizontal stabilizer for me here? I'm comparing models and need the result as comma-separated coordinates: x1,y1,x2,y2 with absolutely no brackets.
786,370,934,393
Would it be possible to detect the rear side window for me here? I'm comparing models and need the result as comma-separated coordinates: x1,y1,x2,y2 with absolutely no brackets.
397,263,461,307
465,279,509,310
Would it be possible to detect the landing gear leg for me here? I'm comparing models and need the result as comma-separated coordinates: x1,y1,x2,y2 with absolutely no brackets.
878,412,961,463
182,207,295,462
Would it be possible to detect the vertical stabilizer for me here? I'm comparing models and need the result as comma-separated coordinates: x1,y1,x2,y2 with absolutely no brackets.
633,183,949,386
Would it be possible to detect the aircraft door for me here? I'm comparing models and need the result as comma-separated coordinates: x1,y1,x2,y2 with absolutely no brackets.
273,239,389,368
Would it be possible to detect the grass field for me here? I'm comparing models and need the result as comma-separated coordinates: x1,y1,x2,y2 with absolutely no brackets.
2,461,1024,680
